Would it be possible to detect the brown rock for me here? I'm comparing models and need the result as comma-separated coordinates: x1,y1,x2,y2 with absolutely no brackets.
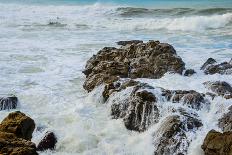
83,40,185,92
116,40,143,46
0,111,35,140
218,106,232,132
201,130,232,155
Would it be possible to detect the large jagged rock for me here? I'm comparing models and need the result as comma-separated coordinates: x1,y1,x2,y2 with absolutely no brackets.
37,131,57,151
0,111,35,140
218,106,232,132
201,58,232,75
83,40,185,92
154,114,202,155
0,96,18,110
0,111,37,155
201,130,232,155
204,81,232,99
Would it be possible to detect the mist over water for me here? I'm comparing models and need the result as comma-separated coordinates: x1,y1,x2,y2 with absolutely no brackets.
0,0,231,154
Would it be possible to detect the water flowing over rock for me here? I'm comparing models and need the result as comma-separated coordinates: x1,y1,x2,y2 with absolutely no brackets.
0,96,18,110
201,130,232,155
0,111,37,155
154,114,202,155
37,131,57,151
204,81,232,99
83,40,185,92
201,58,232,75
218,106,232,132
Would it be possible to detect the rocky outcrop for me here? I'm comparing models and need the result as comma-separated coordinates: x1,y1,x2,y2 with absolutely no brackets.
201,130,232,155
0,111,37,155
201,58,232,75
0,96,18,110
204,81,232,99
83,40,185,92
154,114,202,155
37,131,57,151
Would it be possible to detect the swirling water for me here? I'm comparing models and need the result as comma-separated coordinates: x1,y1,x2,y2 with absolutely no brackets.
0,0,231,154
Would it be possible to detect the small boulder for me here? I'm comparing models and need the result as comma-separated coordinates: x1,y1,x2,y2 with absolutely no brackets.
37,131,57,151
0,111,35,140
183,69,196,76
201,130,232,155
0,96,18,110
218,106,232,132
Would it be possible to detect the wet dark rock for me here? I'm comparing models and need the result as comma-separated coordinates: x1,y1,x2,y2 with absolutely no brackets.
0,96,18,110
200,58,217,70
111,83,159,132
218,106,232,132
201,130,232,155
116,40,143,46
0,111,37,155
204,81,232,99
162,90,208,110
0,111,35,140
183,69,196,76
37,131,57,151
154,114,202,155
83,40,185,92
201,58,232,75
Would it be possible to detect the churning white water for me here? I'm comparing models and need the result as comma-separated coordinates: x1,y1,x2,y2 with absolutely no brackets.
0,1,231,155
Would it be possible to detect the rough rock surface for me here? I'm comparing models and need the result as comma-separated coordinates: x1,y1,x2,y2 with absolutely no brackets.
204,81,232,99
0,96,18,110
0,111,35,140
201,130,232,155
154,114,202,155
218,106,232,132
83,40,185,92
37,131,57,151
201,58,232,75
0,111,37,155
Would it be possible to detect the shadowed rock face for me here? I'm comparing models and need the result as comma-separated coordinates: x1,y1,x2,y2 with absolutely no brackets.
201,58,232,75
37,131,57,151
0,96,18,110
202,130,232,155
83,40,185,92
183,69,196,76
0,111,37,155
204,81,232,99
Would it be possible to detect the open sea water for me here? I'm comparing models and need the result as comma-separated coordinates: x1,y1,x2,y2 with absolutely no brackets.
0,0,231,154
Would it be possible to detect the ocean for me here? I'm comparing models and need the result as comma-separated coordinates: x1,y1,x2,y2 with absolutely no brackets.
0,0,231,154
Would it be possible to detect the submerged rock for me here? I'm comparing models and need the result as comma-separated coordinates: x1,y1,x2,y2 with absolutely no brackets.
202,130,232,155
204,81,232,99
0,111,37,155
218,106,232,132
37,131,57,151
0,96,18,110
201,58,232,75
154,114,202,155
83,40,185,92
